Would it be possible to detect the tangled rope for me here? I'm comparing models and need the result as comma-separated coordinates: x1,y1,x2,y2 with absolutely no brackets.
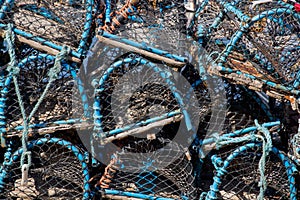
213,119,273,200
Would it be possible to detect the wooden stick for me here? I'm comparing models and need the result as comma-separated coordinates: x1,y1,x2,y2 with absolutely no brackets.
103,114,183,143
6,122,92,137
96,35,186,67
0,29,81,63
17,35,82,63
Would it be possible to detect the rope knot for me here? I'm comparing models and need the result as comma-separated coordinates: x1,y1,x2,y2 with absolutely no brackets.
48,46,71,79
5,24,20,75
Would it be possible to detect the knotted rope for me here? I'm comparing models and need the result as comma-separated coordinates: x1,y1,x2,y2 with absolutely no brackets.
5,24,70,186
213,119,273,200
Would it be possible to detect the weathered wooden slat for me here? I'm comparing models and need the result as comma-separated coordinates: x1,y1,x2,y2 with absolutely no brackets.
103,114,183,143
97,35,185,67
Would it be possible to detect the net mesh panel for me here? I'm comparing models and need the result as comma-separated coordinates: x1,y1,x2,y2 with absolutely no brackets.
98,139,197,199
2,46,84,137
233,9,300,89
91,51,211,144
195,80,273,144
195,1,239,57
199,1,300,93
99,0,188,56
207,144,293,200
93,54,180,133
0,0,93,51
1,139,85,199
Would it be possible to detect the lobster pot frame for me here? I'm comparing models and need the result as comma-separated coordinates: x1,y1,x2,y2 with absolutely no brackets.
194,0,238,49
206,1,300,99
0,49,85,142
0,137,90,199
98,139,198,199
99,0,189,50
204,143,298,200
92,53,202,144
0,0,95,58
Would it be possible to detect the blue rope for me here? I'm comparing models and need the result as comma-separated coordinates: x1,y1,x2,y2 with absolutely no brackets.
254,119,273,200
5,24,70,184
212,119,273,200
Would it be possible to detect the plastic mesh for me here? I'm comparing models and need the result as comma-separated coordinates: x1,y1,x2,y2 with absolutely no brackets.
1,139,86,199
1,46,84,137
205,144,296,200
0,0,94,51
97,139,197,199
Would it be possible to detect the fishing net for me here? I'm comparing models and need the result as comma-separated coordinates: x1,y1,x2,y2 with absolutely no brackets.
0,46,84,138
0,0,95,54
0,137,88,200
91,52,202,144
201,2,300,98
194,0,236,47
96,139,198,199
202,143,298,200
236,9,299,92
99,1,187,34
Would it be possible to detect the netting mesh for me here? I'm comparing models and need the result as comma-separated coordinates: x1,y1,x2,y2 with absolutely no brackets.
93,54,180,133
231,9,300,89
0,0,299,199
198,1,300,96
98,0,189,55
0,46,84,137
97,139,197,199
0,0,94,52
204,143,296,200
1,139,86,199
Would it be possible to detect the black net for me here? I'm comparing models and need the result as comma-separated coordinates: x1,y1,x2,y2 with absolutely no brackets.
0,0,95,52
197,1,300,97
93,54,180,133
205,144,295,200
1,46,84,137
97,139,197,199
1,139,86,199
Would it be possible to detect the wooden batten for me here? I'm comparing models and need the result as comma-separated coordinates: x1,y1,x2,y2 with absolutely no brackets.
0,29,81,63
97,35,186,67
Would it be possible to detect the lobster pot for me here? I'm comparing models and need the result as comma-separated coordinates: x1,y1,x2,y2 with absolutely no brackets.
204,143,298,200
0,0,94,55
99,139,198,199
92,53,205,143
98,0,194,56
0,137,89,199
205,2,300,97
0,48,84,138
195,0,237,47
239,9,300,91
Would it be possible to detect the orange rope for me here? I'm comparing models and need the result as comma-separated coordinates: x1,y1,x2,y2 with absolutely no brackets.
97,157,118,189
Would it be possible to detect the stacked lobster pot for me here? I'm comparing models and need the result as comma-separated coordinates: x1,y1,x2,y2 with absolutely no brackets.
0,0,299,199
